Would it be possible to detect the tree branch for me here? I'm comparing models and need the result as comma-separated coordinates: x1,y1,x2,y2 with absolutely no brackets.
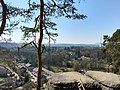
0,0,7,36
20,41,34,49
32,41,38,49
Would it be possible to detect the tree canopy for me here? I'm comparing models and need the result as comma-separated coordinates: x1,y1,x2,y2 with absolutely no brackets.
103,29,120,74
0,0,87,42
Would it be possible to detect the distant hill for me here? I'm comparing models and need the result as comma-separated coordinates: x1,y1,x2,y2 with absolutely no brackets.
0,42,20,50
45,43,100,47
0,42,100,49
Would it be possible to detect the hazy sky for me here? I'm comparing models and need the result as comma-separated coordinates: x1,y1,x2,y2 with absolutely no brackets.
4,0,120,44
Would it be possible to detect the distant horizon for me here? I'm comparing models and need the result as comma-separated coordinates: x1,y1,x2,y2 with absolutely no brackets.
0,41,101,45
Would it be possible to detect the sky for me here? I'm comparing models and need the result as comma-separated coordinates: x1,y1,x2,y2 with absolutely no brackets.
3,0,120,44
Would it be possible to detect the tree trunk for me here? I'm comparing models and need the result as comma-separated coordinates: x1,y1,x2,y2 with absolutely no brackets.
0,0,7,36
37,0,44,90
